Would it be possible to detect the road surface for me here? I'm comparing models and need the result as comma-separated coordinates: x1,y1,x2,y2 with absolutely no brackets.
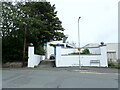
2,67,118,88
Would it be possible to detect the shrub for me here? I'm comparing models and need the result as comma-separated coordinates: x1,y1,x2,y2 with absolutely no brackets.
68,52,79,55
81,49,90,54
49,44,56,47
108,61,115,67
35,45,46,55
68,49,91,55
108,61,120,69
34,65,39,68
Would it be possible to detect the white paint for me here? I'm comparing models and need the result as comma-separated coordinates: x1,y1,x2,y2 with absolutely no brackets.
28,46,45,68
56,47,61,67
56,46,108,67
106,43,118,62
28,46,35,67
88,48,101,54
61,48,79,55
47,42,101,59
100,46,108,67
46,42,55,59
46,40,72,59
41,55,45,60
61,48,100,55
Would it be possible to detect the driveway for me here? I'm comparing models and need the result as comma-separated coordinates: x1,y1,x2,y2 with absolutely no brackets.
2,67,119,88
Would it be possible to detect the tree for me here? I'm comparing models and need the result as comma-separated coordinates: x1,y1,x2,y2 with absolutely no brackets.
2,2,24,63
22,2,65,46
2,2,65,65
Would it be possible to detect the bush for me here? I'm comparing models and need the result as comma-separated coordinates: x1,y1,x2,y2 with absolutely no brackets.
34,65,39,68
49,44,56,47
68,52,79,55
108,61,120,69
81,49,90,54
2,37,23,63
108,62,115,67
35,45,46,55
68,49,90,55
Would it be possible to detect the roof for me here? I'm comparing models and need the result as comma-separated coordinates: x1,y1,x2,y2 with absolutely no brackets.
47,40,74,48
83,43,106,48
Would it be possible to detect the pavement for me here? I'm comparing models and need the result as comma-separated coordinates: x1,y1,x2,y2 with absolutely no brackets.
2,66,119,88
37,66,118,73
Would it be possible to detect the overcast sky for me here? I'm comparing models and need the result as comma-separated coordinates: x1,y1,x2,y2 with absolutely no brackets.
48,0,118,46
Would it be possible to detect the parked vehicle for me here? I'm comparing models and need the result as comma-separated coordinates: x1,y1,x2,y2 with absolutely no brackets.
50,54,55,59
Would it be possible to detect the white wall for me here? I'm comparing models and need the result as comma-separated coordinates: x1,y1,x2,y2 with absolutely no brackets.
56,46,108,67
100,46,108,67
61,48,78,55
106,43,118,62
61,48,101,55
28,46,45,68
58,55,101,67
88,48,101,54
46,41,78,59
46,42,55,59
47,45,101,59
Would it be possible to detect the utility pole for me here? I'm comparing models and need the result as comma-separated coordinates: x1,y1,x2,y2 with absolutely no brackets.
23,23,27,67
78,17,81,69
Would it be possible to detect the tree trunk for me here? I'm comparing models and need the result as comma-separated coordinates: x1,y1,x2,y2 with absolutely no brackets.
22,24,27,67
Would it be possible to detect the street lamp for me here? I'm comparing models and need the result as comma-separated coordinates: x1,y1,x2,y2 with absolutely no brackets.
78,17,81,69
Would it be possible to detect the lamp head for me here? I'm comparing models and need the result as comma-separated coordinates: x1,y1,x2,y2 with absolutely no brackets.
78,17,81,19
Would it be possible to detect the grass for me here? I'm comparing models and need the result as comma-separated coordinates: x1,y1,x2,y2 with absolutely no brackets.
34,65,39,68
109,65,120,69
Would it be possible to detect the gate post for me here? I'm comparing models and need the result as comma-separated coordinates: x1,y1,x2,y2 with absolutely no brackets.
28,46,34,67
56,46,61,67
100,45,108,67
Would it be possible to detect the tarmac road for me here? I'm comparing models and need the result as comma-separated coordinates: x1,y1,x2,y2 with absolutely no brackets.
2,67,119,88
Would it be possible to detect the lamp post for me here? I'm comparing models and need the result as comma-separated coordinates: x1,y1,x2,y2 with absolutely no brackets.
78,17,81,69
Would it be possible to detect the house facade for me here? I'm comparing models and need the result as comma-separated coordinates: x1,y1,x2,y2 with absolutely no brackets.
106,43,118,63
83,43,119,63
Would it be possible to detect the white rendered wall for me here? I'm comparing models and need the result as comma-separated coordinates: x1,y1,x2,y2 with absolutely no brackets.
28,46,45,68
46,41,79,59
61,47,101,55
28,46,35,67
56,46,108,67
32,54,41,67
88,48,101,54
61,48,78,55
56,47,61,67
58,55,101,67
100,46,108,67
47,44,101,59
46,42,54,59
106,43,118,62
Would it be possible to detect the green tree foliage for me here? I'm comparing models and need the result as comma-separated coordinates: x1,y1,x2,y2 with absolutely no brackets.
2,2,24,63
23,2,65,46
2,2,65,63
81,49,90,54
35,45,46,55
